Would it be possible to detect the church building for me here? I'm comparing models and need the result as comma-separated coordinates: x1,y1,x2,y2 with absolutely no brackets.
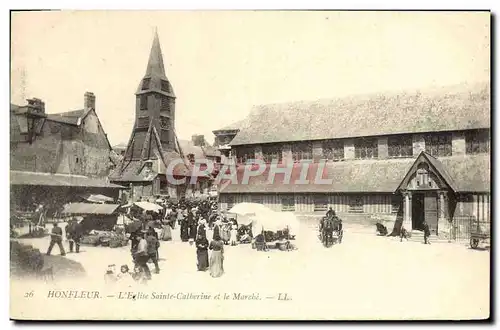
109,31,213,201
215,82,490,241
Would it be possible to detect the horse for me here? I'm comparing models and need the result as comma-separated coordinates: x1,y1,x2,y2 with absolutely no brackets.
320,217,335,247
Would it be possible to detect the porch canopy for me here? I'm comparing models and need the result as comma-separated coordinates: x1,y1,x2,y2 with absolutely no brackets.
62,203,121,215
392,151,490,235
10,170,124,189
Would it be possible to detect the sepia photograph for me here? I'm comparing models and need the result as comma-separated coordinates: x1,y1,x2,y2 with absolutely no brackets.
8,10,491,320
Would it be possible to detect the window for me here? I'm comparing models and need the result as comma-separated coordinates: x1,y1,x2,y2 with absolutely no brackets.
262,144,282,163
137,116,149,128
425,133,452,157
466,130,490,154
160,116,170,130
348,196,364,213
75,157,79,164
161,80,170,93
141,78,151,90
314,195,329,212
292,142,313,162
391,195,401,214
388,135,413,158
322,140,344,161
140,95,148,110
251,195,263,204
161,96,171,112
281,196,295,212
235,147,255,164
354,138,378,159
226,196,235,210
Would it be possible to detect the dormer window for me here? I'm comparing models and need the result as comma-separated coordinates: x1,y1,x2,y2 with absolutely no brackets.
142,78,151,90
161,80,169,93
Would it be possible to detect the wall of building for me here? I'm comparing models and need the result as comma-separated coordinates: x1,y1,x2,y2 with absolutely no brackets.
10,113,113,178
230,129,485,164
220,192,398,229
81,111,114,177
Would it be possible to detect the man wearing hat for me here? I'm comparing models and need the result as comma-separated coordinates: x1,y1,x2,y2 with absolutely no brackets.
67,216,84,253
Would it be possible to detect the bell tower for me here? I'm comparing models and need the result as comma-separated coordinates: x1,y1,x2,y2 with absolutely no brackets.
134,29,176,152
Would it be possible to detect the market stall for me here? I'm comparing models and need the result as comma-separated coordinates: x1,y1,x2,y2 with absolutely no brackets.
62,202,127,248
250,210,300,251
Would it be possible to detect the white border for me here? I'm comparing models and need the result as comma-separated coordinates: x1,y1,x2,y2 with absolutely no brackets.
2,1,497,328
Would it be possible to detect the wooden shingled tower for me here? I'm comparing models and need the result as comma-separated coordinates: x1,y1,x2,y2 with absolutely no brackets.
110,29,190,189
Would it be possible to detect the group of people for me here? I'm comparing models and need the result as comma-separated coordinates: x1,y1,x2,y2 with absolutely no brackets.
104,264,143,286
46,218,84,256
125,197,240,281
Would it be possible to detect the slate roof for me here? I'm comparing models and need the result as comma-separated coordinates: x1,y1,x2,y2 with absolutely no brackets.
219,154,489,194
229,82,490,146
10,170,125,189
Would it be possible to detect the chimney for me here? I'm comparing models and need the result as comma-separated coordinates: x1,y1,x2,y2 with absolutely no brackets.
192,135,205,147
84,92,96,110
26,98,45,114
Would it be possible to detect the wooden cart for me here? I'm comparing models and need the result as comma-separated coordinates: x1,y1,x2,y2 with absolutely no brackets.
469,217,490,249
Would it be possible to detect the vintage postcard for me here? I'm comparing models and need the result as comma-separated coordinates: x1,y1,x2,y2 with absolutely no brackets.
9,10,491,320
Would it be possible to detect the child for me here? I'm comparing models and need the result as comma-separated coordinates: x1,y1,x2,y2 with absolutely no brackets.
104,264,117,284
230,221,238,246
116,264,135,287
132,264,147,284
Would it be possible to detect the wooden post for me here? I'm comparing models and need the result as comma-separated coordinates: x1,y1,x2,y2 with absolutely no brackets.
403,191,412,232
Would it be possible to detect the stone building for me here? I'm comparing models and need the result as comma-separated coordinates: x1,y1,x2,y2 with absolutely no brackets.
216,82,490,240
10,93,123,211
109,31,217,201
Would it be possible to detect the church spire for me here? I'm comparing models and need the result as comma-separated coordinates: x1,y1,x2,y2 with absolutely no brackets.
145,28,167,79
136,29,175,97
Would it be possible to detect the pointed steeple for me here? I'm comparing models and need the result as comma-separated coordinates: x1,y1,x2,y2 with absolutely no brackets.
136,29,175,97
145,28,167,79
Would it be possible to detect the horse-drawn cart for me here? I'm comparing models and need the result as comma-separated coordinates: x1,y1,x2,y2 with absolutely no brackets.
319,216,343,247
469,217,490,249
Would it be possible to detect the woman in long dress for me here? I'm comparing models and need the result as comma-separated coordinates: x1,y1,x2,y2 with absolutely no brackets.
209,235,224,278
160,220,172,241
221,222,231,245
195,235,209,271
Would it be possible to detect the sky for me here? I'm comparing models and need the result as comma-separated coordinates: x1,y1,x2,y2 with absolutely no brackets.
10,11,490,146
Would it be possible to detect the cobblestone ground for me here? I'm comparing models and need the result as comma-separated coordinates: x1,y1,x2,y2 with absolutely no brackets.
11,222,490,320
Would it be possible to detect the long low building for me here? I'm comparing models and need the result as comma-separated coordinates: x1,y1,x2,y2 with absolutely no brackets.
214,82,491,241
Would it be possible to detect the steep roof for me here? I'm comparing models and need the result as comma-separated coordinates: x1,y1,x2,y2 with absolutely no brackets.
230,82,490,146
219,154,489,194
135,30,175,97
46,109,91,126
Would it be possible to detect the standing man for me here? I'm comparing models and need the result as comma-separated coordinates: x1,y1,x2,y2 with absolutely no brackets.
423,221,431,245
326,207,335,218
146,230,160,274
133,232,151,280
46,222,66,256
67,217,83,253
